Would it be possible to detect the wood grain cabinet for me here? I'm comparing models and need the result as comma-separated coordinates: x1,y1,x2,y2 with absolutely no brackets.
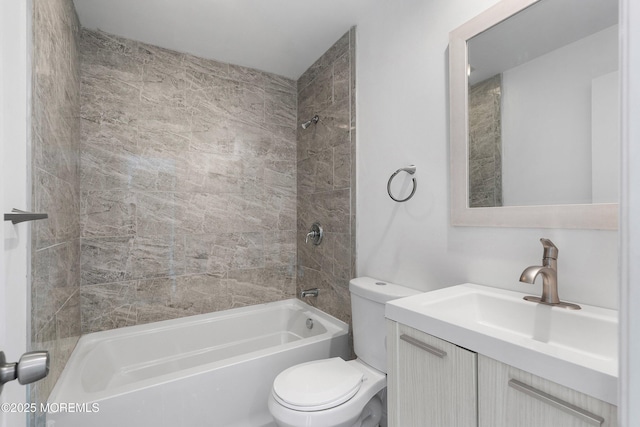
478,355,617,427
387,320,478,427
387,321,617,427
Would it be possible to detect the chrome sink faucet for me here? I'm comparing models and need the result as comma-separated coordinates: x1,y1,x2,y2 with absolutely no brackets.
519,238,581,310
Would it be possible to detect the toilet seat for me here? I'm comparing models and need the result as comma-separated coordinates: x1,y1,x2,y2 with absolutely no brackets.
272,358,364,411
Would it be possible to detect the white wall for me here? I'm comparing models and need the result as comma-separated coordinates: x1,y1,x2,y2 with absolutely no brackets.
356,0,619,310
592,70,620,204
501,26,618,206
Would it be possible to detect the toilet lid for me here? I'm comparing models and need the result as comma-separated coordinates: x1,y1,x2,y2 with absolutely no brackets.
272,358,364,411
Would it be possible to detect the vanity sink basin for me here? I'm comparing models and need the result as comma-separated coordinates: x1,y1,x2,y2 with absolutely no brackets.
385,283,618,405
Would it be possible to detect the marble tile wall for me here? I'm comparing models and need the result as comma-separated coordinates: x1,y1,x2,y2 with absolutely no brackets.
30,0,82,423
79,30,297,333
296,29,356,326
468,74,503,207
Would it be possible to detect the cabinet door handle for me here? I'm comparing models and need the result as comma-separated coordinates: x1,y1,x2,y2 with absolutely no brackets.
399,334,447,358
508,379,604,426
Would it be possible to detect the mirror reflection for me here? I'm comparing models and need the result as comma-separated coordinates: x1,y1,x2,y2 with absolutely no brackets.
467,0,619,208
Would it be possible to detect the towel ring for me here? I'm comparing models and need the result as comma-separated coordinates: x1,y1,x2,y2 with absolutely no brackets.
387,165,417,202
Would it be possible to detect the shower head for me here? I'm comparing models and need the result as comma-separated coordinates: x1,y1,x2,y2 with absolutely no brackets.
301,115,319,129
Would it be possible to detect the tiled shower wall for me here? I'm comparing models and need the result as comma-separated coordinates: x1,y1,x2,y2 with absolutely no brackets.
79,30,297,333
31,0,82,420
296,29,356,325
468,74,503,207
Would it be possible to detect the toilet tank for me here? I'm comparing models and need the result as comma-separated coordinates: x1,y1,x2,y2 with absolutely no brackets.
349,277,420,373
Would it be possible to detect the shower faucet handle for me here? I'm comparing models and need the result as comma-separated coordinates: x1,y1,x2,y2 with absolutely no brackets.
305,231,316,244
305,223,323,245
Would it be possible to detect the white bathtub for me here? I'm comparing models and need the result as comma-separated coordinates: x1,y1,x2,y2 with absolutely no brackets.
46,299,349,427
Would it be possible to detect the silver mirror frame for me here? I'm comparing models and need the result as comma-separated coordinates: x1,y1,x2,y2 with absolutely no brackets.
449,0,618,230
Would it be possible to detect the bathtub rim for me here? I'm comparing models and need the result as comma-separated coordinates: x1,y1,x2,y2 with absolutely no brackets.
47,298,349,405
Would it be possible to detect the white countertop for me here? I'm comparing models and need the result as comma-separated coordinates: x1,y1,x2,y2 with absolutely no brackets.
385,283,618,405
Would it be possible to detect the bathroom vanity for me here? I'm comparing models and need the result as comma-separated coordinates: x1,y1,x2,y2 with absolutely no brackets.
385,284,618,427
386,322,477,427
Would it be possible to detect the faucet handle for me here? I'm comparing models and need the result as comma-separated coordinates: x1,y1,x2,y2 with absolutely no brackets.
305,223,323,246
540,238,558,260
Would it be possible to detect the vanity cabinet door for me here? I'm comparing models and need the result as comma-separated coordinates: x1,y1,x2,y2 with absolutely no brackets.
387,321,478,427
478,355,617,427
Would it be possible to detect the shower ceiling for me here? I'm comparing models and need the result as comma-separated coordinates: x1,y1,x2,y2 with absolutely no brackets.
72,0,375,79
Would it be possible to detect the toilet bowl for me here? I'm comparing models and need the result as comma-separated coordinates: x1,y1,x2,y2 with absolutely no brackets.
268,277,420,427
267,358,385,427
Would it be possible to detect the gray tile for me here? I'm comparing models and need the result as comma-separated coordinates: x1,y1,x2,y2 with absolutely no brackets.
264,72,297,95
297,230,332,273
33,118,79,186
188,116,238,154
227,266,295,308
298,64,333,113
80,235,185,285
136,42,184,68
80,121,138,191
33,167,80,250
32,0,82,411
33,240,80,334
185,232,264,276
265,88,296,127
80,41,142,85
56,290,82,339
188,79,265,126
265,159,296,193
264,231,296,268
177,150,264,194
333,143,351,190
293,31,355,328
82,275,235,332
77,27,302,336
312,99,351,150
331,232,352,280
172,274,233,313
126,235,186,279
81,281,138,333
229,64,266,86
223,193,270,232
80,29,139,64
136,100,191,136
141,67,187,108
128,152,181,192
333,52,351,103
80,71,141,126
265,188,297,231
81,190,136,237
135,277,200,323
135,192,191,236
296,267,350,325
184,55,229,80
80,236,133,285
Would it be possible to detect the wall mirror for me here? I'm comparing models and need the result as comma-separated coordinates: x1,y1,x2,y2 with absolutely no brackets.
449,0,619,229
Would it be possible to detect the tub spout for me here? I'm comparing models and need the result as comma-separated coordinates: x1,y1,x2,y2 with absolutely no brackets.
300,288,319,298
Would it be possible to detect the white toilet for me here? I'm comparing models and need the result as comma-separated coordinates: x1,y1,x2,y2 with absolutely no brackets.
268,277,419,427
